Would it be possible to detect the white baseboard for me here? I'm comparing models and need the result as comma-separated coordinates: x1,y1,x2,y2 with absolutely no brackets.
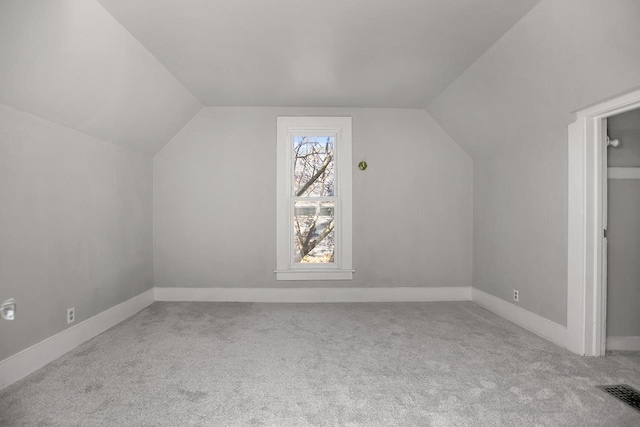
154,286,472,303
5,286,578,390
0,288,154,390
607,336,640,351
472,288,567,348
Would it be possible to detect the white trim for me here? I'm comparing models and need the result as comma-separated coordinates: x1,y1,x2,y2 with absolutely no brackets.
472,289,567,349
275,269,355,281
276,117,353,280
607,167,640,180
0,289,154,390
606,336,640,351
567,87,640,356
154,286,472,303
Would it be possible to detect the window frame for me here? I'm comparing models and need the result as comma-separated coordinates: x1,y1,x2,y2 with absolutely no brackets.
276,117,353,281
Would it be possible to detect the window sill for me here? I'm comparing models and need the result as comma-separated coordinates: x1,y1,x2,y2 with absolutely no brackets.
275,269,354,281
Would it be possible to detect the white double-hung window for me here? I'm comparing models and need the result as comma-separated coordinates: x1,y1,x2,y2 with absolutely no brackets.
276,117,353,280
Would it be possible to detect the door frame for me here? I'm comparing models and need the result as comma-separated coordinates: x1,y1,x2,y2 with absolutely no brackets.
567,87,640,356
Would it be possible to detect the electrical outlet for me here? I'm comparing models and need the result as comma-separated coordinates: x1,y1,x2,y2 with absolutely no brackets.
513,289,520,302
67,307,75,324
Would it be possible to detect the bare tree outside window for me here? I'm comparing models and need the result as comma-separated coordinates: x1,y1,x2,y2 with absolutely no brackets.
293,136,335,263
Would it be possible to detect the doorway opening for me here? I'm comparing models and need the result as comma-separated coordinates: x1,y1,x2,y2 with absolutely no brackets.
567,87,640,356
604,108,640,353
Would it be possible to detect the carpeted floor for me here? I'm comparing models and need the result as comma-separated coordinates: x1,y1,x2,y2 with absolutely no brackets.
1,301,639,426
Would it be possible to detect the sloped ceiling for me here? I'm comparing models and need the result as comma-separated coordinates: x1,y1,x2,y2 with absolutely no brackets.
0,0,202,154
96,0,541,108
0,0,545,154
427,0,640,159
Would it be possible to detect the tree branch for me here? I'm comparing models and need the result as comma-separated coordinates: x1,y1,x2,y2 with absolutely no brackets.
302,220,334,257
295,153,332,197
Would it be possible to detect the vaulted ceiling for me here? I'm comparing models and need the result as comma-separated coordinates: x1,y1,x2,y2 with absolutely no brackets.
0,0,542,154
0,0,202,154
96,0,541,109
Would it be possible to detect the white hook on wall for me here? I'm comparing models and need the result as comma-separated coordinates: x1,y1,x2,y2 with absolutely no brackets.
1,298,16,320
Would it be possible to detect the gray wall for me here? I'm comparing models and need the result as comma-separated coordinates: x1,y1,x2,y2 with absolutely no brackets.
473,133,567,325
428,0,640,326
0,104,153,362
154,107,473,289
606,108,640,337
608,109,640,167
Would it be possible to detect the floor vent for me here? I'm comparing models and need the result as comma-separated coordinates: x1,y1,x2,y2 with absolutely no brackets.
597,385,640,411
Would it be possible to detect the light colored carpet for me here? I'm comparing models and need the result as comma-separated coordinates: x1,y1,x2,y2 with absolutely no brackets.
1,301,639,426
